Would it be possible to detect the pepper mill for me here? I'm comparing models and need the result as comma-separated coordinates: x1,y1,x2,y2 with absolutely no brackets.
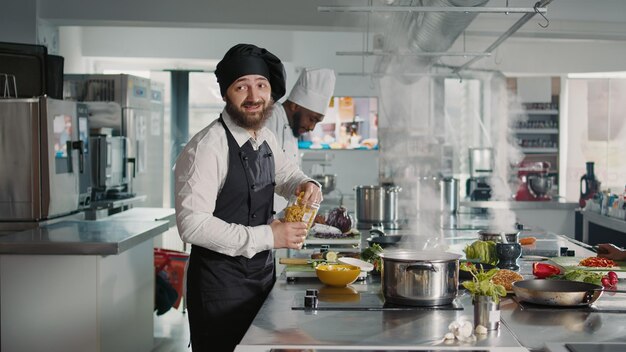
496,242,522,271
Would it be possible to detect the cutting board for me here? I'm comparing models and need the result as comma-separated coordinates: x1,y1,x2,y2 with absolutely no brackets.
548,256,626,279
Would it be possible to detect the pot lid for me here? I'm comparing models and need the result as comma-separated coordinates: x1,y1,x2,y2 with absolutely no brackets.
379,250,461,262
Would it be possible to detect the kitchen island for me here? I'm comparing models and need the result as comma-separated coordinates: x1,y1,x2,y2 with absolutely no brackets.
236,227,626,352
460,199,578,238
0,218,169,352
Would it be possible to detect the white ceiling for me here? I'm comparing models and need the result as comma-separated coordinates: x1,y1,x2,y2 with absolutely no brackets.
39,0,626,41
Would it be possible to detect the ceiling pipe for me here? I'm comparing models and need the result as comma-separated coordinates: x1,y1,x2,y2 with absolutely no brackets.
374,0,489,82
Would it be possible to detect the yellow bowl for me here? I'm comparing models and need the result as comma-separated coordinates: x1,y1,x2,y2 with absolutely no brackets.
315,264,360,287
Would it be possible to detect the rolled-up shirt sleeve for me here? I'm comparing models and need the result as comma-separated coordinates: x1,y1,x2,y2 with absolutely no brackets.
174,124,274,259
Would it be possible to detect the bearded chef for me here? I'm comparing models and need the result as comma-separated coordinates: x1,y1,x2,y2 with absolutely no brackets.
265,67,336,212
174,43,322,352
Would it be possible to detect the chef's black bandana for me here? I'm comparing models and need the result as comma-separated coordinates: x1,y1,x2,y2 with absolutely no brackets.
215,43,286,102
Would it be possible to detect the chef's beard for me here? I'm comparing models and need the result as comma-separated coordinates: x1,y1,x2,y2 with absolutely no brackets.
225,97,275,131
291,110,302,137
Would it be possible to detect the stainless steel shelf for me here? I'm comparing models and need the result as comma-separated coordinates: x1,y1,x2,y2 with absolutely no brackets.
514,128,559,134
520,148,558,154
511,109,559,115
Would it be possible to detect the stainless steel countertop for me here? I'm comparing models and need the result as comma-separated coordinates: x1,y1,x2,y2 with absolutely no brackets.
460,199,578,210
238,226,623,352
0,220,168,255
240,279,525,351
102,207,176,227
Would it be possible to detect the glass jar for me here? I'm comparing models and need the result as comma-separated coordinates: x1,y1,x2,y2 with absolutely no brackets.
284,194,320,229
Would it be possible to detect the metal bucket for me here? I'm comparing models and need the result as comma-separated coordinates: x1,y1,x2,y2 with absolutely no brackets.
355,185,401,229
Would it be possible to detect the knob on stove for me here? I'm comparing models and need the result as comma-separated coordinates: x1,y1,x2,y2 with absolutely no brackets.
304,295,318,309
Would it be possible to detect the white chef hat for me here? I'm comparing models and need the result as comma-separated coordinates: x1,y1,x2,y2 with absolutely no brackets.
287,68,336,115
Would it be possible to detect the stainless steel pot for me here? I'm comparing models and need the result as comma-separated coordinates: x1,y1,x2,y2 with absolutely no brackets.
312,174,336,194
354,185,401,229
379,250,461,306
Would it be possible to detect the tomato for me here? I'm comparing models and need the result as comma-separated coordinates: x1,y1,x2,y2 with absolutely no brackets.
532,262,561,279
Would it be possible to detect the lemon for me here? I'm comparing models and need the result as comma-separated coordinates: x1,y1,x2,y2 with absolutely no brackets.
324,251,338,262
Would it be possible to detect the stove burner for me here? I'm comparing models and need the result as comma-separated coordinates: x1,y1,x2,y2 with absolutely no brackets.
292,292,463,311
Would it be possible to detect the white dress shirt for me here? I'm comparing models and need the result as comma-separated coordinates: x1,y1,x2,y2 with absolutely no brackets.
175,110,312,259
265,104,301,212
265,105,300,164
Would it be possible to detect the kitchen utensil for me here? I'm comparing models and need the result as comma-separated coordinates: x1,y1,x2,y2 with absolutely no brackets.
496,242,522,270
315,264,360,287
478,230,519,243
279,258,318,265
514,161,552,201
355,185,402,229
512,279,626,307
312,174,336,194
440,177,459,214
366,234,425,249
338,257,374,272
528,174,552,197
379,250,461,306
474,295,500,330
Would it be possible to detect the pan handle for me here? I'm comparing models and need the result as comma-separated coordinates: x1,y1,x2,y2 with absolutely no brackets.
407,263,437,272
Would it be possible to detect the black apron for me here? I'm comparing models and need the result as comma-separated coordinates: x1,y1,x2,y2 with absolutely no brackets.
186,117,276,352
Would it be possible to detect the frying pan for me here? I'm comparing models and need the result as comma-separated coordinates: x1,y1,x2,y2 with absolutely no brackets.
366,235,403,248
512,279,626,307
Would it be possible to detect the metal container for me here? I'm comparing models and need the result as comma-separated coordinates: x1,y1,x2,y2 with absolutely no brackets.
440,177,459,214
355,185,402,229
478,230,519,243
312,174,336,194
379,250,461,306
469,147,494,178
474,295,501,330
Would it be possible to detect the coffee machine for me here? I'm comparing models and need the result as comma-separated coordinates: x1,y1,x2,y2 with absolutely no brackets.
515,161,552,201
466,148,493,201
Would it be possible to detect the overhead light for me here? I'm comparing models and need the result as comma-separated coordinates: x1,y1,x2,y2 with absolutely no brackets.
336,51,491,57
568,71,626,79
318,6,546,14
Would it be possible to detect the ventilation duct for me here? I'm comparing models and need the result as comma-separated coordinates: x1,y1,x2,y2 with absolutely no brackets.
374,0,489,81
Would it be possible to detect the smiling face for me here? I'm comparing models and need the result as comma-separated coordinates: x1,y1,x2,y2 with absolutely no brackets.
224,74,274,131
290,106,324,137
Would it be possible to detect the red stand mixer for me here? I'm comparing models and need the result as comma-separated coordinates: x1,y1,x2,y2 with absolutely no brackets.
515,161,552,201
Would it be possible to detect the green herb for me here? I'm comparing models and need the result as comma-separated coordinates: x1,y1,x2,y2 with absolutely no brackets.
361,243,384,272
460,262,506,304
548,268,604,286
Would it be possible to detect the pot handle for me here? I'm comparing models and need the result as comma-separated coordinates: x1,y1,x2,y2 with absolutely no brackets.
406,263,437,272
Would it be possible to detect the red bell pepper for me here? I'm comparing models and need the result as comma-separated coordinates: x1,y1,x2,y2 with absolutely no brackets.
532,262,562,279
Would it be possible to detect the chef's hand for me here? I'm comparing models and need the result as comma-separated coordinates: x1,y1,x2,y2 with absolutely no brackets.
295,181,323,204
596,243,626,261
270,220,308,250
